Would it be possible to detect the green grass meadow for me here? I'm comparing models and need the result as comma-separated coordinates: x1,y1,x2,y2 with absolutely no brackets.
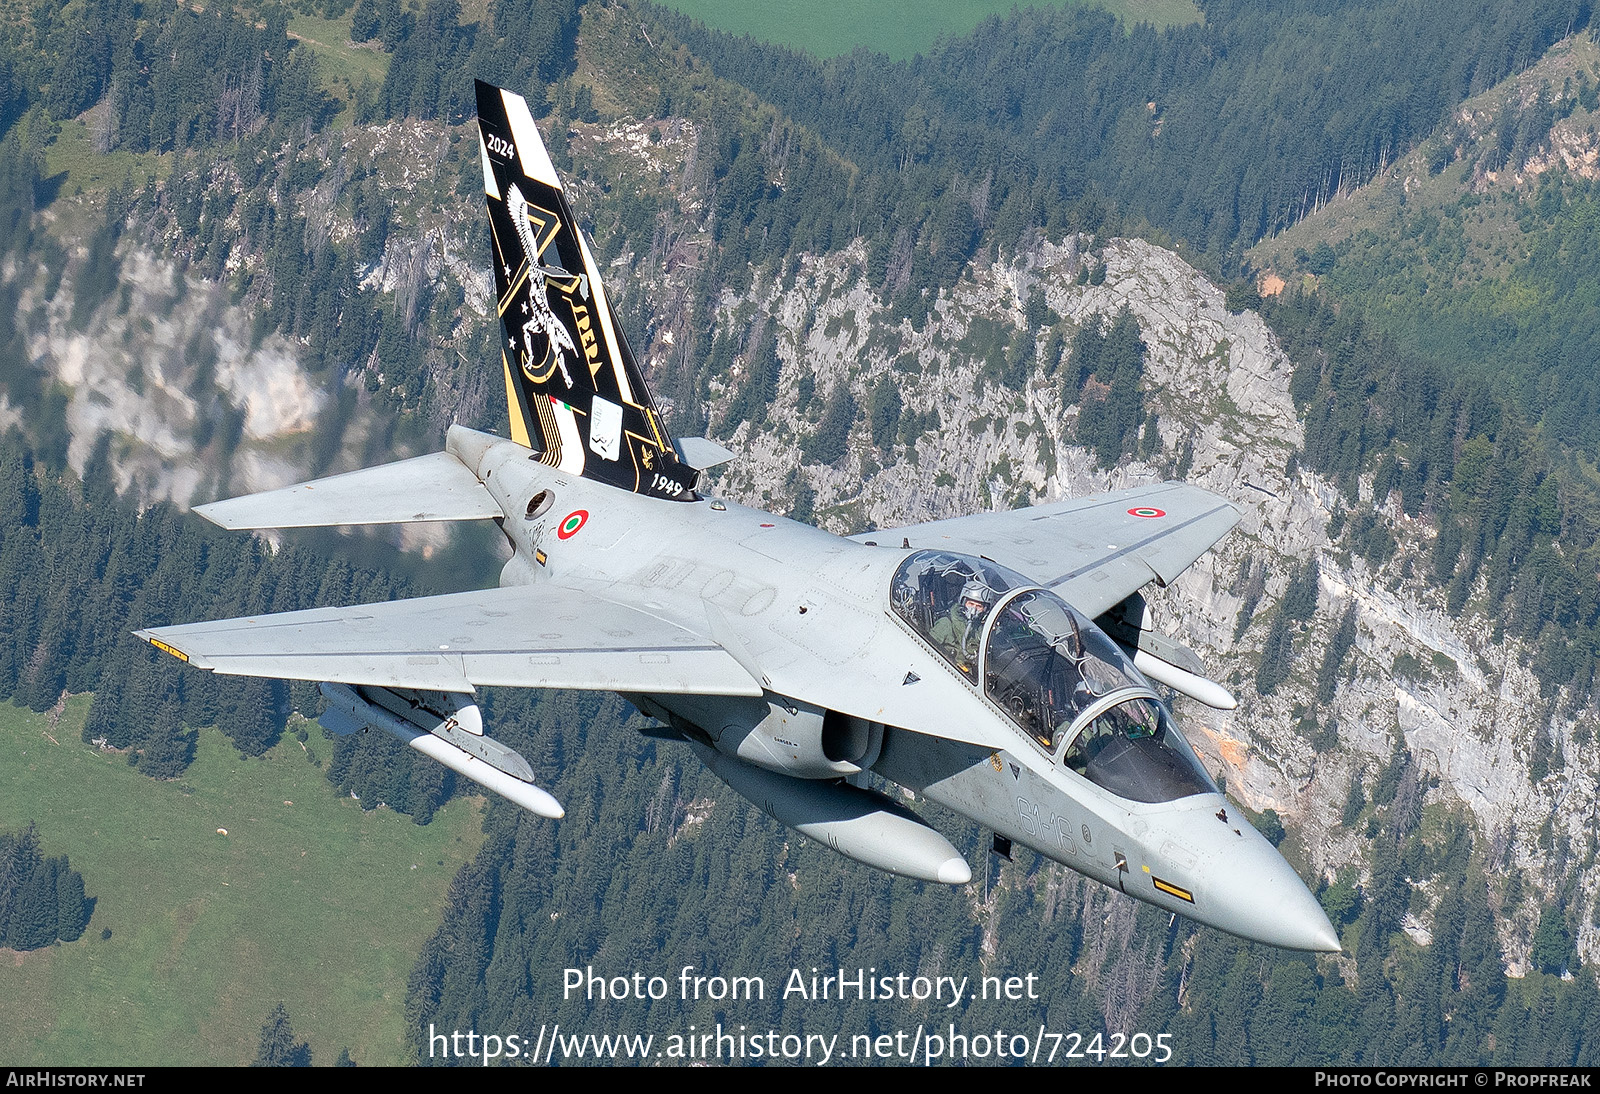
41,119,169,200
0,700,484,1066
288,12,391,91
651,0,1202,60
288,9,391,126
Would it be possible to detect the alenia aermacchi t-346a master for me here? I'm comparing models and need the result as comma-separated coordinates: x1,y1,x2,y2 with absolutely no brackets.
138,81,1339,953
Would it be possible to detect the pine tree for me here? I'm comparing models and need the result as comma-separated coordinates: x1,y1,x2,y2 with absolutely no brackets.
14,857,59,951
1255,611,1294,696
55,860,92,942
802,384,856,465
252,1003,311,1067
1315,602,1359,703
1530,909,1571,975
1076,307,1145,468
1281,559,1321,622
867,377,902,452
0,825,90,949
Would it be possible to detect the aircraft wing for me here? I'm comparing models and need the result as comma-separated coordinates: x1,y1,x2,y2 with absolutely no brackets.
858,483,1241,618
135,586,764,697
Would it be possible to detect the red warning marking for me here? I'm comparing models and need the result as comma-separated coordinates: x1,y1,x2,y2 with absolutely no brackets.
557,510,589,539
1128,507,1166,518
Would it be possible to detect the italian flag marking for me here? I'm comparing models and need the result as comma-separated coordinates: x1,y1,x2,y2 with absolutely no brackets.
557,509,589,539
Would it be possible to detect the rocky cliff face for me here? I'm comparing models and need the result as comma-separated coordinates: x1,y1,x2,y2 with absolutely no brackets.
12,118,492,544
20,238,325,505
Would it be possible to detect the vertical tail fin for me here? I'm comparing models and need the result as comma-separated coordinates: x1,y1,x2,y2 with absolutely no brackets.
475,80,696,501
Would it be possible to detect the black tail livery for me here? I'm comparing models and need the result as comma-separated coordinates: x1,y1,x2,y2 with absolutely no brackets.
475,80,697,501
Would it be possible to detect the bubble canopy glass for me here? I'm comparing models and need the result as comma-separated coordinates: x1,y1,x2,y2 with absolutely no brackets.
1061,695,1217,803
890,551,1030,680
889,550,1217,804
982,588,1140,748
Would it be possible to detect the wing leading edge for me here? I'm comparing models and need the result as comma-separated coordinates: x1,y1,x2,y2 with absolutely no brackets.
136,585,764,698
858,482,1241,618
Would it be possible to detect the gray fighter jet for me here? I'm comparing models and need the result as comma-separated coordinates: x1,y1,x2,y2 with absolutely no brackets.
136,81,1339,954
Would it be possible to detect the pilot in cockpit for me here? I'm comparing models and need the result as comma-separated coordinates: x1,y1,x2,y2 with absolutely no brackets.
929,577,997,674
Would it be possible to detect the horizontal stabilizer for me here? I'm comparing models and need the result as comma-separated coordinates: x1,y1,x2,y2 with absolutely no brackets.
675,437,736,470
137,585,764,697
194,451,502,529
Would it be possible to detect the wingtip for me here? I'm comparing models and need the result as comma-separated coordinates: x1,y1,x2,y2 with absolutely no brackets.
136,630,192,664
189,501,237,530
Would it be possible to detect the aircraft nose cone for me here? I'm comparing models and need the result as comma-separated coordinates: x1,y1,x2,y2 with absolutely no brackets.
1205,828,1341,952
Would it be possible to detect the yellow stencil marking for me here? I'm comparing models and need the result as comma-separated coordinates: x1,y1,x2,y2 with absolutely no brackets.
1152,877,1194,903
149,638,189,663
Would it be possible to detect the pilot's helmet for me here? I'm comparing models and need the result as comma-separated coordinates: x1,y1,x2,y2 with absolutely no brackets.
958,578,996,619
